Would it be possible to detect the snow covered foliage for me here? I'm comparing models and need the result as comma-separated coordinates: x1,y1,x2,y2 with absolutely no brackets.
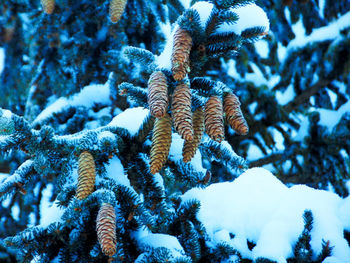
182,167,350,262
0,0,350,262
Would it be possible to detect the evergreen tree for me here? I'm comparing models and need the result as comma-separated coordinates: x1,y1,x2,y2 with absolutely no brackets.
0,0,349,262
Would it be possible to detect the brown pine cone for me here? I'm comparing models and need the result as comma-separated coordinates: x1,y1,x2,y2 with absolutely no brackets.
204,96,224,143
171,27,192,81
41,0,55,14
183,107,204,162
223,93,249,135
150,114,172,174
76,151,96,200
148,71,169,118
109,0,128,23
172,83,193,141
96,203,117,257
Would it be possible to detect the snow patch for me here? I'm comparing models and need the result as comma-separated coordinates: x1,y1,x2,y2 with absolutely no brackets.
0,48,4,76
182,168,350,262
108,107,149,136
215,3,270,35
39,184,64,227
134,229,185,258
34,84,111,125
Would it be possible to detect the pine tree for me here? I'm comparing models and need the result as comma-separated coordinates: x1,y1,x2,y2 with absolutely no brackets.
0,0,349,262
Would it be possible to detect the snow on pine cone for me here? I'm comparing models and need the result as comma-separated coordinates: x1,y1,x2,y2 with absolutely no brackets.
150,114,172,174
183,107,204,163
96,203,117,257
41,0,55,14
171,27,192,81
148,71,169,118
171,82,193,141
204,96,225,143
76,151,96,200
223,93,249,135
109,0,128,23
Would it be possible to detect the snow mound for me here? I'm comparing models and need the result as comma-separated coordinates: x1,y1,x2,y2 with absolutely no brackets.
108,107,149,136
33,83,111,125
182,167,350,262
216,3,270,35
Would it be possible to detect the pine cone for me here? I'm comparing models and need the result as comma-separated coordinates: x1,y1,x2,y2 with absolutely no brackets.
76,151,96,200
172,83,193,141
223,93,248,135
96,203,117,257
150,114,172,174
109,0,128,23
171,27,192,81
41,0,55,14
148,71,169,118
204,96,224,143
183,107,204,163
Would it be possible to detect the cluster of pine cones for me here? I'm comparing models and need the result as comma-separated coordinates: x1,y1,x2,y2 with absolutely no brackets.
75,151,117,258
149,27,249,175
41,0,128,24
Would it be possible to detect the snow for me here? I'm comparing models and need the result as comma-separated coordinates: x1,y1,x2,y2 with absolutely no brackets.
108,107,149,136
179,0,191,9
11,203,20,221
155,24,177,70
39,184,64,228
181,167,350,262
254,40,269,58
191,2,214,28
33,83,111,125
312,100,350,132
287,11,350,55
275,83,296,106
134,228,185,258
0,48,4,76
215,3,270,35
0,109,12,119
104,156,129,187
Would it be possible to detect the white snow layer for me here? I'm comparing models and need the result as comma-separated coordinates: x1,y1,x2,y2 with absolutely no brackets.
39,184,64,227
134,228,185,258
287,11,350,56
215,3,270,35
33,83,111,125
108,107,149,136
181,167,350,262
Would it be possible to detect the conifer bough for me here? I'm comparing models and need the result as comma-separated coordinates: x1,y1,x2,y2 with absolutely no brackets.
171,27,193,81
205,96,225,143
148,71,169,118
223,93,249,135
150,114,172,174
41,0,55,14
76,151,96,200
109,0,128,23
183,107,204,163
172,83,193,141
96,203,117,257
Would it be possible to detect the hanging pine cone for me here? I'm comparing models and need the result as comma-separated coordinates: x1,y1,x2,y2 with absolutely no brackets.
223,93,249,135
172,83,193,141
96,203,117,257
148,71,169,118
171,27,192,81
76,151,96,200
183,107,204,162
109,0,128,23
204,96,224,143
150,114,172,174
41,0,55,14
